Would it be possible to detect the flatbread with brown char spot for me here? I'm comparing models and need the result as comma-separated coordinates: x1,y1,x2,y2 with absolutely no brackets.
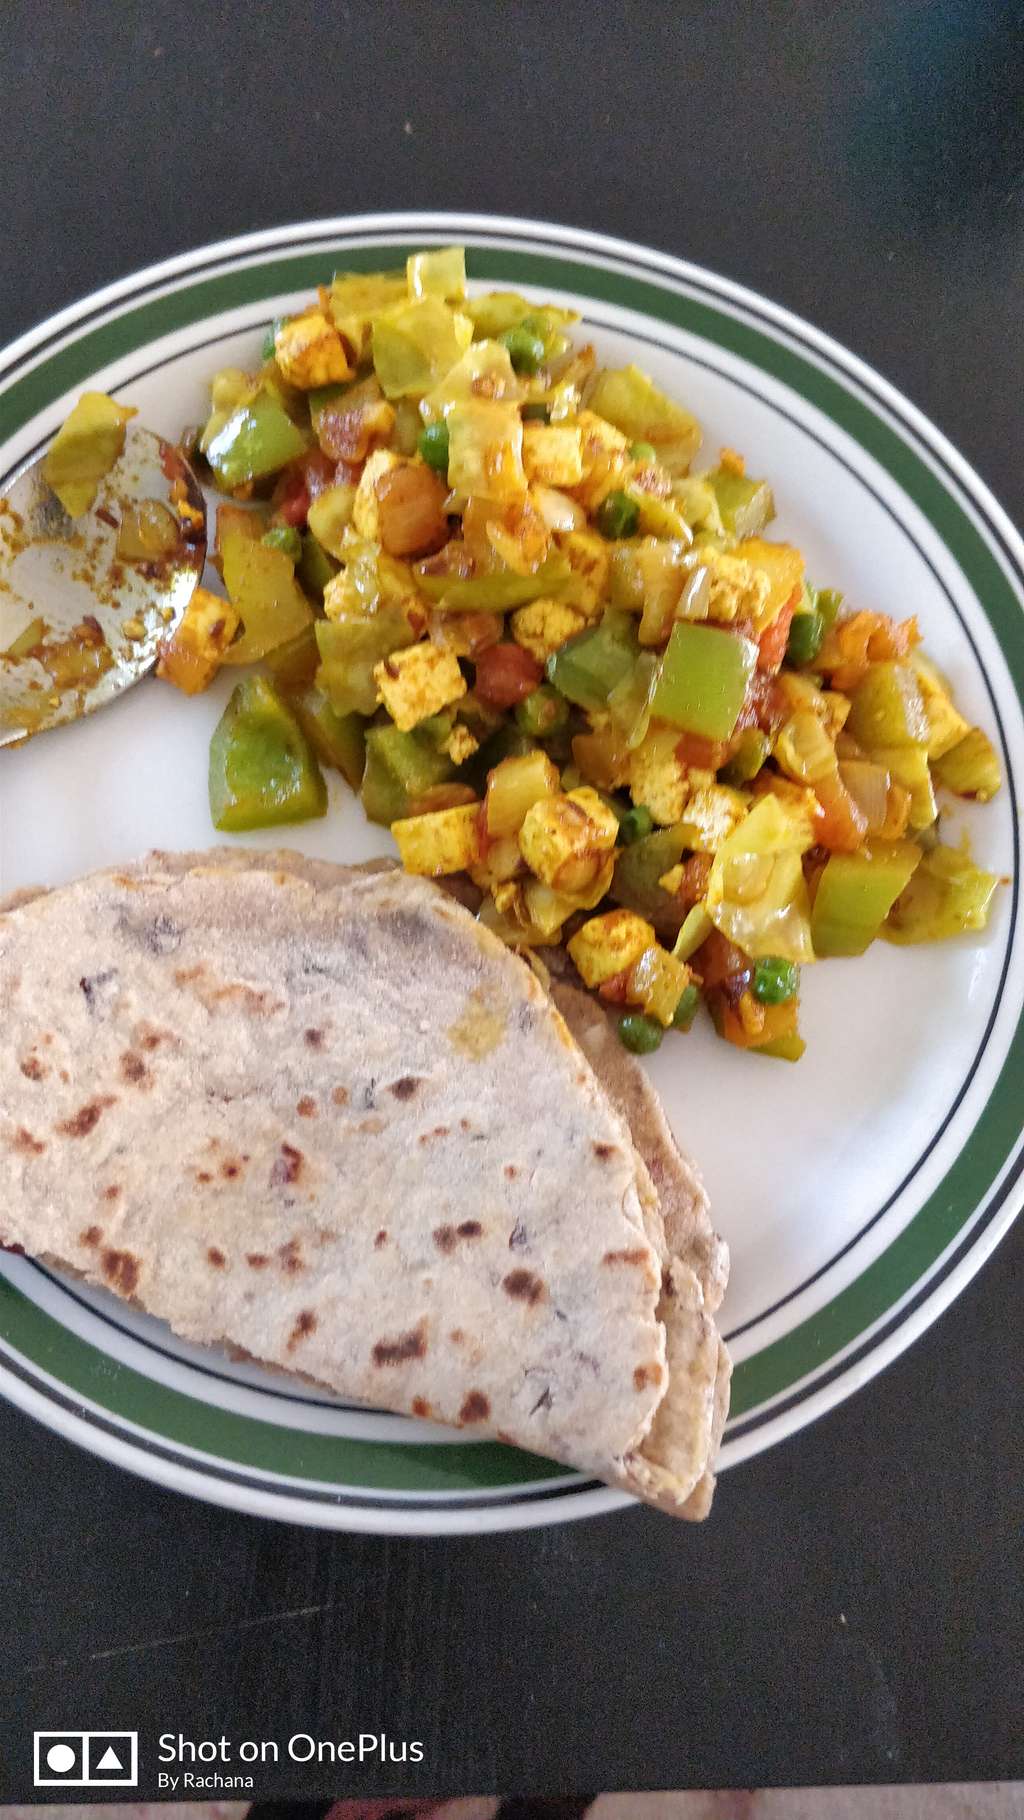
0,849,729,1517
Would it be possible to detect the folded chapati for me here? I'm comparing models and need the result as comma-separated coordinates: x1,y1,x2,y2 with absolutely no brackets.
0,850,729,1517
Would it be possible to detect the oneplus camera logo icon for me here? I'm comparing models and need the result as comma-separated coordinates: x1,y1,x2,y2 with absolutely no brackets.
34,1731,138,1788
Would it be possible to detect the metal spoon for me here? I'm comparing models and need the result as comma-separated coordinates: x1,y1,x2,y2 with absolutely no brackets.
0,424,207,749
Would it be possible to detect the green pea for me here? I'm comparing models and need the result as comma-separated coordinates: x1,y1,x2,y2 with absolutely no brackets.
617,804,655,846
521,401,552,423
417,422,450,473
514,685,570,739
752,957,800,1004
261,525,303,563
618,1012,664,1055
630,440,657,462
786,610,825,668
671,983,701,1030
500,326,546,375
596,489,641,540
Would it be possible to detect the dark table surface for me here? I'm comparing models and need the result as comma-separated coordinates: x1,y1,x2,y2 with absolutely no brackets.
2,0,1022,1801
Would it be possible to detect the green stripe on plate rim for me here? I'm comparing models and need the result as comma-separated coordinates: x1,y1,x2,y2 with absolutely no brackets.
1,238,1021,1489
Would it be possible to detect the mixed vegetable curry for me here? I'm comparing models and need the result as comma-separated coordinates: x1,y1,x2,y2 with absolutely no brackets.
55,248,1007,1058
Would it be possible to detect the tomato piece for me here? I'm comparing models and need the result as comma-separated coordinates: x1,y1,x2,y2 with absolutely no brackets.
757,589,798,673
676,852,714,906
675,731,728,770
813,769,869,852
474,642,543,708
695,930,752,1001
597,968,633,1005
273,450,338,528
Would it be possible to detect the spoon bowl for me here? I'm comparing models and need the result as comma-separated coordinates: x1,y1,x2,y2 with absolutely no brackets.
0,425,207,748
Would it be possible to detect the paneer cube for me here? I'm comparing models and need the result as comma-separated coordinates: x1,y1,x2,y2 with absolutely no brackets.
628,944,692,1025
391,802,482,876
629,730,690,826
374,641,466,731
697,546,772,628
352,449,402,540
445,723,480,766
734,538,805,631
568,910,657,988
677,783,749,851
571,409,632,511
522,423,584,487
510,595,586,662
447,399,527,501
274,310,353,390
485,750,560,837
156,587,240,695
470,832,524,893
518,786,618,894
560,528,611,616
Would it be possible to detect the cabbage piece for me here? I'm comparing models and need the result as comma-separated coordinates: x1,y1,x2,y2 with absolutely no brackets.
587,365,702,474
43,392,137,518
706,795,816,963
672,476,724,537
420,340,521,423
219,533,314,666
465,292,578,345
883,844,999,944
446,399,527,500
407,246,467,301
328,270,408,362
371,297,474,399
322,531,420,622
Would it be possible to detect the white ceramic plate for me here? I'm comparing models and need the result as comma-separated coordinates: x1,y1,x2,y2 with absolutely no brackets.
1,213,1021,1533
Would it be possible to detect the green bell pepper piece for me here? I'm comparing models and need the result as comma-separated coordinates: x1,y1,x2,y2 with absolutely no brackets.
209,676,327,832
720,727,770,785
932,727,1001,803
883,845,999,944
845,661,929,750
263,623,321,691
360,724,455,825
413,553,571,613
810,840,923,956
262,525,302,562
610,826,689,936
813,587,843,632
786,610,825,668
205,389,309,488
871,744,937,829
753,1031,807,1062
706,466,775,539
649,621,757,740
545,610,638,711
287,685,366,790
298,531,339,600
315,608,416,718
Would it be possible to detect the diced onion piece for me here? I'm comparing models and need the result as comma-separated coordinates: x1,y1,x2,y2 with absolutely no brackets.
530,485,585,533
